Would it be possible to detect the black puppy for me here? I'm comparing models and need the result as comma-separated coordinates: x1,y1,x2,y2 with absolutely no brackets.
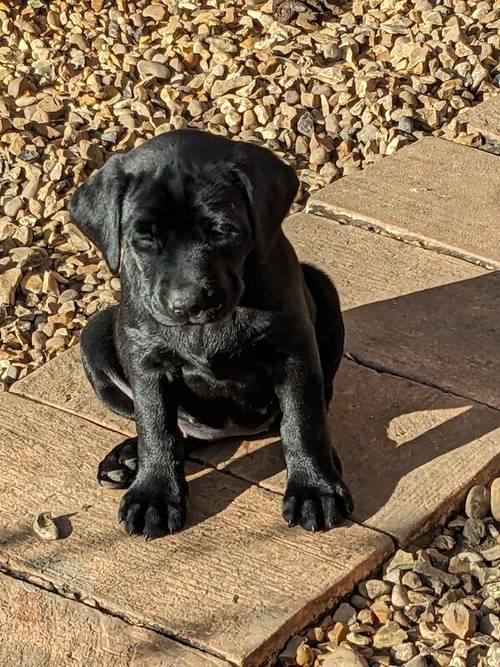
69,129,353,539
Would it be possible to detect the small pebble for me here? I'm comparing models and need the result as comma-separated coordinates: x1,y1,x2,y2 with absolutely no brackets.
33,512,59,541
327,622,347,646
297,111,315,137
402,572,422,589
323,646,368,667
391,585,410,609
390,641,417,662
398,116,414,134
442,602,476,639
373,621,408,649
346,631,371,647
359,579,391,600
296,643,314,666
137,59,170,80
465,485,490,519
332,602,357,625
351,594,371,609
463,518,486,545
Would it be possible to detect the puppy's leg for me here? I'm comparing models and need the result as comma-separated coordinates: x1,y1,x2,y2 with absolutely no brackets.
302,264,344,474
81,306,139,489
80,305,134,419
118,366,187,540
276,322,353,532
301,264,344,407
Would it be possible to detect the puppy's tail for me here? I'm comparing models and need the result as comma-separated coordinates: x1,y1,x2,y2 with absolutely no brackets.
301,263,344,407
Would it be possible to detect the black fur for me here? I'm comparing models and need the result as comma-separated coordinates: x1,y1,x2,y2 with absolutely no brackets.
70,129,352,539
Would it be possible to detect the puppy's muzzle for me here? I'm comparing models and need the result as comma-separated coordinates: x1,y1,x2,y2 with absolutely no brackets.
163,284,223,324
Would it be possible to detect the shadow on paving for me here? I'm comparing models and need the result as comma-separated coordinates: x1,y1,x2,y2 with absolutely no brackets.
344,270,500,411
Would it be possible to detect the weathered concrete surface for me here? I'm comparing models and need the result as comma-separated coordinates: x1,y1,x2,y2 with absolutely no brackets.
307,137,500,269
0,391,392,667
0,573,229,667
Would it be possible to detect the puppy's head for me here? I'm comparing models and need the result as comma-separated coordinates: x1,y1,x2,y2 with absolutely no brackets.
69,130,298,326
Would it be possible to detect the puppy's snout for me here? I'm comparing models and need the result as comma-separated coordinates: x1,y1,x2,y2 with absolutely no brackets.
167,285,207,318
157,281,225,324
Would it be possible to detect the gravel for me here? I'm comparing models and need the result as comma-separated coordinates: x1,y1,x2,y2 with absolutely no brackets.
0,0,499,388
280,479,500,666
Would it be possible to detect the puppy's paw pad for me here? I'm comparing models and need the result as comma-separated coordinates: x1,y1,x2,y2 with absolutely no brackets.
123,457,137,471
107,469,127,483
118,482,186,540
100,479,121,489
98,437,138,489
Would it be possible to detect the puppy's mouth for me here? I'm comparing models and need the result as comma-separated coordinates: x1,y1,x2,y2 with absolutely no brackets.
175,302,227,326
150,295,237,327
187,301,225,324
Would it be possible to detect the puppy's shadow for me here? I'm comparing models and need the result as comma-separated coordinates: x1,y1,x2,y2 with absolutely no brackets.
184,271,500,539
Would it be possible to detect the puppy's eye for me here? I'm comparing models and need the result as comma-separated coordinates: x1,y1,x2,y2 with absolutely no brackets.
134,233,155,249
212,222,238,238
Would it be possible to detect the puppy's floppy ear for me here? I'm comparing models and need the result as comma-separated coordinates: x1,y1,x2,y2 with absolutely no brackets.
233,142,299,261
68,154,127,273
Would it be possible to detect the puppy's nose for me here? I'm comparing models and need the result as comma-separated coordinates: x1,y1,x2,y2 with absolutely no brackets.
168,285,207,318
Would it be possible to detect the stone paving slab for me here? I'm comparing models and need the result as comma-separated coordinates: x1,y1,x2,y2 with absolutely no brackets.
459,94,500,142
285,213,499,410
0,391,392,667
0,573,228,667
190,360,500,546
307,137,500,269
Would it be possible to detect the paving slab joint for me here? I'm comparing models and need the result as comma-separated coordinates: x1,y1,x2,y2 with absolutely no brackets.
0,562,234,666
306,203,500,272
345,352,500,413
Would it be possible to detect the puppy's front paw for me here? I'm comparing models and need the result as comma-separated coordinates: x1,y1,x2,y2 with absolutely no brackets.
283,473,353,532
118,474,186,540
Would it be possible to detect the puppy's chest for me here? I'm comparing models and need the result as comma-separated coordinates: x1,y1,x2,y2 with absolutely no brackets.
176,326,278,393
181,343,274,388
